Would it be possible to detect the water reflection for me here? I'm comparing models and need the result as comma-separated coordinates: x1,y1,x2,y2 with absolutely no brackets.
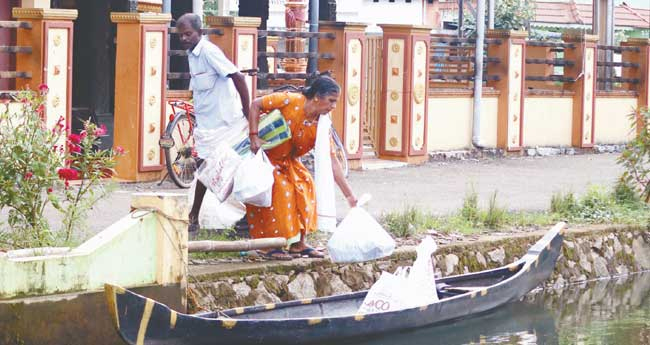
335,272,650,345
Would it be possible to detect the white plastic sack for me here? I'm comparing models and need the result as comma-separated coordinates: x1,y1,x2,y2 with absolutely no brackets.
188,178,246,229
358,237,439,314
197,142,243,202
357,269,411,314
232,150,275,207
327,194,396,263
407,236,439,304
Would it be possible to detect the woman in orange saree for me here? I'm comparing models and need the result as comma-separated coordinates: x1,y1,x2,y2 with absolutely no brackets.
246,76,357,260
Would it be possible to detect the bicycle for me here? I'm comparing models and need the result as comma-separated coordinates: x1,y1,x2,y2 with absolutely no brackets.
159,99,197,188
159,70,349,188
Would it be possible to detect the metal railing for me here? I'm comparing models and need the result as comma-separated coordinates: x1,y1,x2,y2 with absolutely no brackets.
429,35,502,89
0,21,32,81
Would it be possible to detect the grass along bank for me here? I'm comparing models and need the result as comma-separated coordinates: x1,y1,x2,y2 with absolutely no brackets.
380,183,650,238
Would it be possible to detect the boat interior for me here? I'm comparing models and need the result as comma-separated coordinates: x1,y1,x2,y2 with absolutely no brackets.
196,261,525,320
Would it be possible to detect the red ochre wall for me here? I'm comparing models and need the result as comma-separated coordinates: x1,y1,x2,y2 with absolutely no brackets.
0,0,19,90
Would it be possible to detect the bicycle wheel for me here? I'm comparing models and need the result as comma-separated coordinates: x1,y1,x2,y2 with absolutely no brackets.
331,127,349,178
162,111,197,188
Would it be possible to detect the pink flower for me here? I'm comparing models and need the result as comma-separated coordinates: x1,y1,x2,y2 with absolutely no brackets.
114,146,125,155
67,142,81,154
38,83,49,95
36,104,44,114
57,168,79,180
24,172,33,179
68,133,81,144
79,131,87,140
47,187,53,194
94,124,107,136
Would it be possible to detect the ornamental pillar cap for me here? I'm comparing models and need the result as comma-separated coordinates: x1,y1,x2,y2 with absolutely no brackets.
12,8,78,20
561,29,599,43
378,23,433,35
319,21,367,30
621,38,650,47
205,16,261,28
110,12,171,24
485,29,528,39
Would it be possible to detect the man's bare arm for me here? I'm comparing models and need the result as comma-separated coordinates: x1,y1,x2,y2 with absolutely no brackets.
229,72,250,118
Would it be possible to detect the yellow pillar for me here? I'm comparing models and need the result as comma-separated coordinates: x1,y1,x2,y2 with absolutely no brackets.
12,7,77,132
563,31,598,148
111,12,171,182
486,30,527,151
319,22,366,166
377,24,431,164
205,16,261,102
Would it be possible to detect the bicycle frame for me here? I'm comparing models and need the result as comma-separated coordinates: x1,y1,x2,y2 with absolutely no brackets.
160,100,195,151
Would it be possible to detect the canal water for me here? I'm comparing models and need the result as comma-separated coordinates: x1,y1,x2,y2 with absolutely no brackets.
338,272,650,345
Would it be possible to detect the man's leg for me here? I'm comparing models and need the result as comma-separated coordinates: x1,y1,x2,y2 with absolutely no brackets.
188,158,205,234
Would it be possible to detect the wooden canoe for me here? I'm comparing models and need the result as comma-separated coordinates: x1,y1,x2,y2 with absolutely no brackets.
105,222,565,345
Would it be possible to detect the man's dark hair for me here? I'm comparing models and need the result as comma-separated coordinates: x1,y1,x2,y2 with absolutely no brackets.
177,13,202,31
302,75,340,99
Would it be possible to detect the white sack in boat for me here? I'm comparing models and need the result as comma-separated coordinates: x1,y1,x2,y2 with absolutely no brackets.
358,236,438,314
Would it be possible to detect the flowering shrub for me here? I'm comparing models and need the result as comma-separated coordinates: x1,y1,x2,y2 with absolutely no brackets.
0,85,123,249
618,108,650,203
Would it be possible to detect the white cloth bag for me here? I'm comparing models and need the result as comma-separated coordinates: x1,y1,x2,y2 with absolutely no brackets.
197,142,243,202
327,194,396,263
232,150,275,207
314,114,337,232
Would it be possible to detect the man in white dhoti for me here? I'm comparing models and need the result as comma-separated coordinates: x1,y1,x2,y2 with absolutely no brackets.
176,13,250,235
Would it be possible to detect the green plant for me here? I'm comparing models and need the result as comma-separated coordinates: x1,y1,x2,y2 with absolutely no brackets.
0,85,123,248
381,205,435,238
575,186,615,222
618,108,650,203
550,191,578,216
203,0,219,16
460,188,480,225
482,191,506,228
612,179,640,205
464,0,535,36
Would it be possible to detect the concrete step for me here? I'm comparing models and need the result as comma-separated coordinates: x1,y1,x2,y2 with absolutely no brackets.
360,158,407,170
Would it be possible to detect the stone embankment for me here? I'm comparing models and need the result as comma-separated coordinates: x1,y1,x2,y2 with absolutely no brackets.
188,225,650,312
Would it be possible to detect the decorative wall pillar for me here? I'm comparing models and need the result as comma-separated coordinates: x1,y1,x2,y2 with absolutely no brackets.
206,16,261,103
111,13,170,182
136,0,163,13
486,30,527,151
621,38,650,113
319,22,366,166
377,24,431,163
563,31,598,148
13,8,77,132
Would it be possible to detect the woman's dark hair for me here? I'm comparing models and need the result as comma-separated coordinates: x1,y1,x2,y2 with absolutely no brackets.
302,75,340,99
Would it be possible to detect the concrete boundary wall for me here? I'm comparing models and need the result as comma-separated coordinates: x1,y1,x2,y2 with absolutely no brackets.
594,96,638,144
188,225,650,311
427,94,499,151
0,192,188,300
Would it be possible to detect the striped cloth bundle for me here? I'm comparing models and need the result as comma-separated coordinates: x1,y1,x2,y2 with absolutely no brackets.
230,109,292,156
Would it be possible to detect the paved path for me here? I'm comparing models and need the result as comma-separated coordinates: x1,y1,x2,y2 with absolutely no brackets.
43,153,624,233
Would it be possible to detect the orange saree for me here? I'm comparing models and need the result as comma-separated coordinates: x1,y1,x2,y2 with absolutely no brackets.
246,92,320,244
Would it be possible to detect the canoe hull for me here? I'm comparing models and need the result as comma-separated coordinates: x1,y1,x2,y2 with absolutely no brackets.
106,223,564,345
